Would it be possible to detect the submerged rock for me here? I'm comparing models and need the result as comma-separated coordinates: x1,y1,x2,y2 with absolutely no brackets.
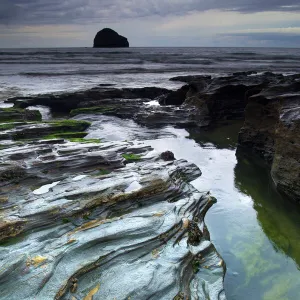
93,28,129,48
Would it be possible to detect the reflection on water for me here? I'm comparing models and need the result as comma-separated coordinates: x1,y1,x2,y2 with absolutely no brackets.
147,122,300,300
235,157,300,269
88,116,300,299
187,121,244,150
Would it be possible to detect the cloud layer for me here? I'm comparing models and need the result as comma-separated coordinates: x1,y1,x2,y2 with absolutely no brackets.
1,0,300,25
1,1,300,47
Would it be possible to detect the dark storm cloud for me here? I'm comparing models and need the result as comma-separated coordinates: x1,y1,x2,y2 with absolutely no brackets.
0,0,300,25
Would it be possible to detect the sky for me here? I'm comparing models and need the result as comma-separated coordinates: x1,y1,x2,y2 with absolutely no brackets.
0,0,300,48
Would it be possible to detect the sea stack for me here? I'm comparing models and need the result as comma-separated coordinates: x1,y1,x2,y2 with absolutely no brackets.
93,28,129,48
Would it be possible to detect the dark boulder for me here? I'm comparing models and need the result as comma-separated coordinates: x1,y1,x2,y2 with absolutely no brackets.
93,28,129,48
160,85,190,106
160,151,175,161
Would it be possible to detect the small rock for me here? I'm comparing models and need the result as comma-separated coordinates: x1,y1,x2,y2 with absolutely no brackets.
160,151,175,161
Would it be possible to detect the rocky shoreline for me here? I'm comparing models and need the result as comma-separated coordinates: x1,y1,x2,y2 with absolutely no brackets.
1,70,299,299
0,103,226,297
6,71,300,203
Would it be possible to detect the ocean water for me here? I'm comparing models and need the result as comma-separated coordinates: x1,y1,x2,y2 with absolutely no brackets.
1,47,300,101
1,47,300,299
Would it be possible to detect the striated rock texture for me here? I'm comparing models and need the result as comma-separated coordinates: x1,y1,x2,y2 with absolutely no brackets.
93,28,129,48
5,72,300,203
7,86,200,128
162,72,300,203
238,77,300,203
0,136,226,299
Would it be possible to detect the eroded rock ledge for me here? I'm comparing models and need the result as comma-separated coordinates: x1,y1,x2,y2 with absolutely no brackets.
0,131,226,299
5,72,300,203
166,72,300,203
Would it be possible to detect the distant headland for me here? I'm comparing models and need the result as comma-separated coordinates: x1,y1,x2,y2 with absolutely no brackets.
93,28,129,48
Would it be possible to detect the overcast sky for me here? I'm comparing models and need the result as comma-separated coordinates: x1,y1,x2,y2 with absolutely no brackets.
0,0,300,48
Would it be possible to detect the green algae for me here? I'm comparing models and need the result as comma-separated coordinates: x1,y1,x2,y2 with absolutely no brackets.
44,132,88,140
62,218,71,224
262,274,298,300
69,138,101,143
0,123,16,131
122,153,142,161
11,120,91,140
70,106,116,116
0,108,42,122
234,157,300,268
50,120,91,131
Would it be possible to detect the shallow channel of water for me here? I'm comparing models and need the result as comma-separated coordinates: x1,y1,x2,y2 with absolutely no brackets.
147,123,300,300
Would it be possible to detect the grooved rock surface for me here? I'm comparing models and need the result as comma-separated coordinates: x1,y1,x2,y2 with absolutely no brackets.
0,138,226,299
93,28,129,48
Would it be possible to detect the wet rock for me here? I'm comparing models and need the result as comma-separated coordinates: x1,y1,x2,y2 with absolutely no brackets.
170,75,212,83
0,165,26,182
0,219,26,241
173,292,186,300
0,108,41,122
187,221,203,246
271,110,300,203
0,120,91,141
7,87,170,113
165,72,289,124
238,77,300,203
161,84,190,106
160,151,175,161
0,138,225,299
93,28,129,48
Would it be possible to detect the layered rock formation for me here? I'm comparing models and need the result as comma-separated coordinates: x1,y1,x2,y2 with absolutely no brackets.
6,73,300,204
0,130,226,299
238,77,300,203
93,28,129,48
165,72,300,203
0,83,227,298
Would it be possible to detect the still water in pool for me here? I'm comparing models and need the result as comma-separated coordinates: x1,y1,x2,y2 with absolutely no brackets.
147,122,300,300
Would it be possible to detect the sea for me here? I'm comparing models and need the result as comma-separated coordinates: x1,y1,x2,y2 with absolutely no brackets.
1,47,300,300
1,47,300,101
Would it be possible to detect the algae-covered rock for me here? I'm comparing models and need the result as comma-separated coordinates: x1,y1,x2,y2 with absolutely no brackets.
0,120,91,141
0,108,41,122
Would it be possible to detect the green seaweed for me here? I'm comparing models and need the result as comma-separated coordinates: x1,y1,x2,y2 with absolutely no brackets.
0,123,16,131
44,132,88,140
50,120,91,131
69,138,101,143
70,106,116,116
122,153,142,161
0,108,42,122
